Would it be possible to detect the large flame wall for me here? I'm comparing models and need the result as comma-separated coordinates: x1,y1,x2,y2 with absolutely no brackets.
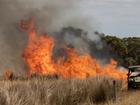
20,18,127,80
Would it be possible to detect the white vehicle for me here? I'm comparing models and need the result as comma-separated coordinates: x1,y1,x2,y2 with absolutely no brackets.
128,66,140,89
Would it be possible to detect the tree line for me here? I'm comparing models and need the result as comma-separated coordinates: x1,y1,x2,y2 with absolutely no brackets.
102,35,140,67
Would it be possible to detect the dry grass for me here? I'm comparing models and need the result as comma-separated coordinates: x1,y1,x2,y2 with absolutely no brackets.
85,91,140,105
0,77,131,105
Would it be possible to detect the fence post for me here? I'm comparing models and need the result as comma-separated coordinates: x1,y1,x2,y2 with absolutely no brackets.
112,80,116,102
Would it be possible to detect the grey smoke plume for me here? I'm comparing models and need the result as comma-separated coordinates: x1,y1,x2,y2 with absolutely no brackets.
0,0,103,73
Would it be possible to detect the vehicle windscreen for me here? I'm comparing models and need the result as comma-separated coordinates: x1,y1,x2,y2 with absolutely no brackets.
130,68,140,77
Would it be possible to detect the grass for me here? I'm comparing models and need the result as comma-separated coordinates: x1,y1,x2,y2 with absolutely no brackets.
95,91,140,105
0,77,131,105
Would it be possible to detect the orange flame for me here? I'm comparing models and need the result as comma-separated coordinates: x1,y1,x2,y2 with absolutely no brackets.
20,18,127,80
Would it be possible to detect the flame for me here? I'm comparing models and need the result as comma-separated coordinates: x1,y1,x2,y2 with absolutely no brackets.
20,18,127,80
21,18,56,75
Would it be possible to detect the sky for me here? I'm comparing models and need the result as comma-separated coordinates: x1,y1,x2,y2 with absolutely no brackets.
33,0,140,38
89,0,140,37
11,0,140,38
1,0,140,38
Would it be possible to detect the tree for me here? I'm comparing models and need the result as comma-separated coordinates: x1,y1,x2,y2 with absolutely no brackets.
103,36,128,57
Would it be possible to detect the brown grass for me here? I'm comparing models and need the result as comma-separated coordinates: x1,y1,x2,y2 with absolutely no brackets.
0,77,131,105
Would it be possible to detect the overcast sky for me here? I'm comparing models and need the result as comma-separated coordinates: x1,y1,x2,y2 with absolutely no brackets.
89,0,140,37
16,0,140,37
1,0,140,38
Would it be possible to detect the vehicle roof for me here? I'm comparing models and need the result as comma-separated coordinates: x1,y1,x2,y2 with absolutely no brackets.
128,65,140,69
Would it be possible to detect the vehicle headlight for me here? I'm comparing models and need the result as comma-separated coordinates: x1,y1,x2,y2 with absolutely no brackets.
129,78,134,81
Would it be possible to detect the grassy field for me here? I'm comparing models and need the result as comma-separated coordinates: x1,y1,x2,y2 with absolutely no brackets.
0,77,138,105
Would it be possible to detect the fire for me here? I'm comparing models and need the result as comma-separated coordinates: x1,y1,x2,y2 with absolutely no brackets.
20,18,127,80
21,18,56,75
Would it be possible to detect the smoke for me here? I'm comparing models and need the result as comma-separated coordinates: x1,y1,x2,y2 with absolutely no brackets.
0,0,104,73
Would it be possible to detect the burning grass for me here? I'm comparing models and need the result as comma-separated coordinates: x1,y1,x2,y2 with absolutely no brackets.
0,78,126,105
0,18,129,105
19,18,127,80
